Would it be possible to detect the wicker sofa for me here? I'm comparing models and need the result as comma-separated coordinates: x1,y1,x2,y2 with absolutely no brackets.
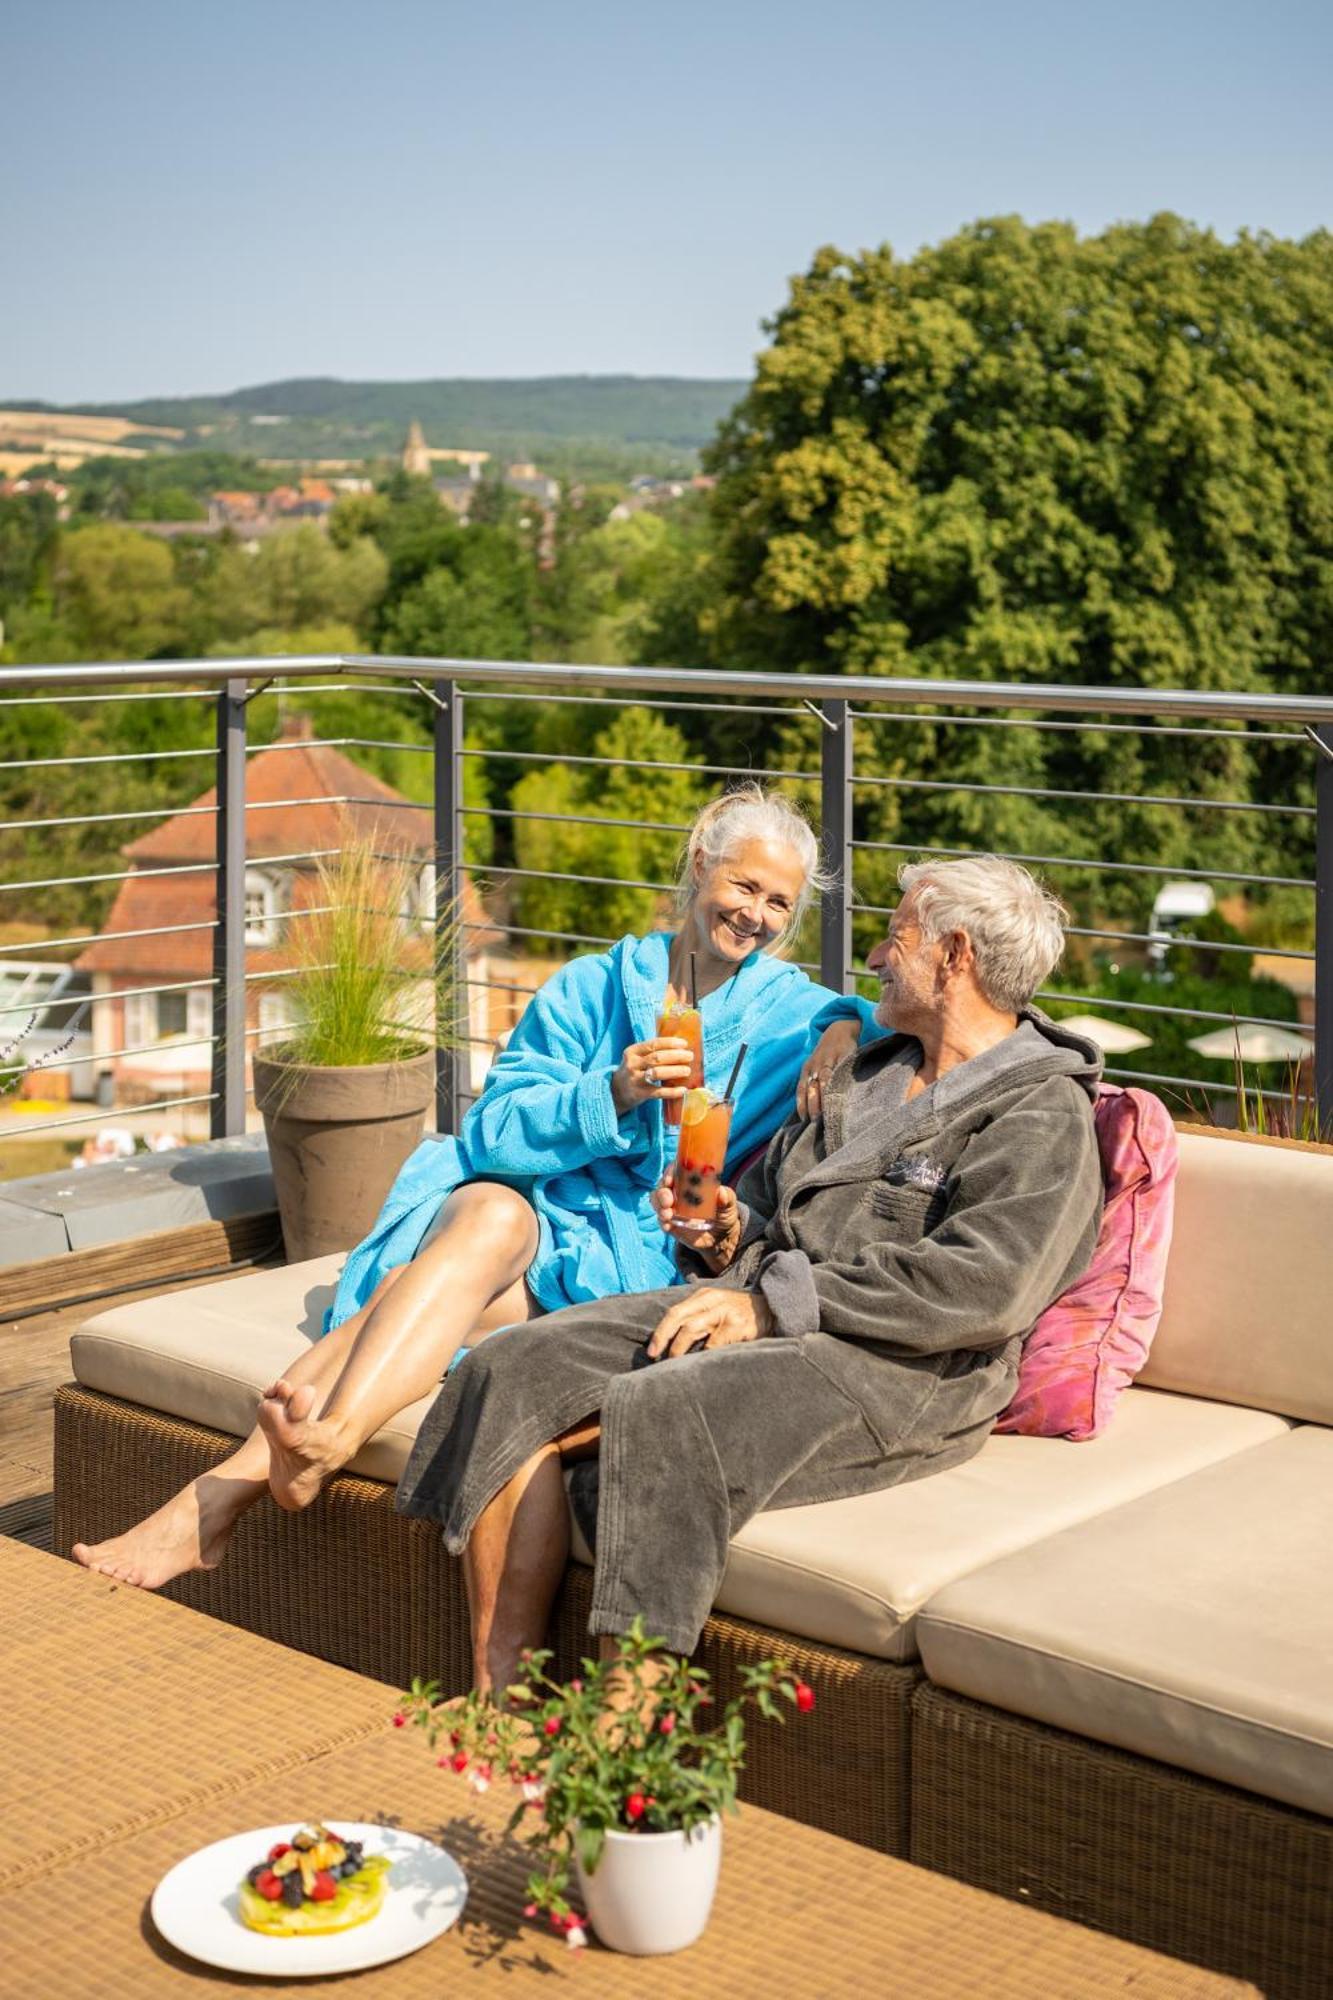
53,1125,1332,1997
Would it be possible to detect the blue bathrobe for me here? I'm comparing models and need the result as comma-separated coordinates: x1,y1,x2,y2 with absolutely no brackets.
327,931,874,1329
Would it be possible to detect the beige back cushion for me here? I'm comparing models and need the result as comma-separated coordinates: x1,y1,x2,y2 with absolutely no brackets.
1140,1128,1333,1422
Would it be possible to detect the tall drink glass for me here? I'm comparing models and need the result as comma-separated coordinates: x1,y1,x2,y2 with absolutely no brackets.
657,1002,703,1127
674,1089,734,1223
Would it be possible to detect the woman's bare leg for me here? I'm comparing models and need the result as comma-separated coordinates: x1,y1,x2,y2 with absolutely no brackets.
70,1268,409,1589
73,1183,541,1584
258,1183,540,1512
464,1417,601,1692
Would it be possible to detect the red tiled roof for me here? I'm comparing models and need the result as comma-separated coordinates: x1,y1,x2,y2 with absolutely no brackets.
124,728,432,866
75,726,499,977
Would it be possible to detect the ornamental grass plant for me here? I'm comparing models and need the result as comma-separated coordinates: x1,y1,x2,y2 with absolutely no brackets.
259,825,466,1075
398,1616,816,1948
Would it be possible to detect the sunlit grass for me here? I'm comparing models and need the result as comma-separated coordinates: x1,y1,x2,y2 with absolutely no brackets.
259,828,466,1071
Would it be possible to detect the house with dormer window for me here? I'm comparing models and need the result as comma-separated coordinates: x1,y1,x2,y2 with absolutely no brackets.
75,716,502,1116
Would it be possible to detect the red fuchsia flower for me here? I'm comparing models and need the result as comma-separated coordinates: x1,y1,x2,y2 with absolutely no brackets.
437,1755,450,1768
659,1712,677,1735
566,1923,588,1951
569,1678,583,1693
523,1903,539,1920
794,1681,816,1713
468,1761,494,1795
543,1716,562,1737
625,1793,647,1823
450,1751,469,1773
392,1711,407,1727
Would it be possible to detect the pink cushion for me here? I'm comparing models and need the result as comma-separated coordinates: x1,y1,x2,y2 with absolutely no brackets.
996,1084,1178,1441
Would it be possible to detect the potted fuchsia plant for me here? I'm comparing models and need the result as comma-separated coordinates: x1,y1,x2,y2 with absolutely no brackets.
399,1617,816,1956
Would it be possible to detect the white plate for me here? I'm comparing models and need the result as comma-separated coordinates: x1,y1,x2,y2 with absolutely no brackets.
150,1821,468,1978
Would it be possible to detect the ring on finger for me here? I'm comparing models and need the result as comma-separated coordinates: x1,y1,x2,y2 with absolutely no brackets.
645,1066,659,1086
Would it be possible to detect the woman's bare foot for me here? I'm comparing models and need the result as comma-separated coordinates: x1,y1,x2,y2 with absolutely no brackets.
256,1378,351,1512
71,1475,244,1590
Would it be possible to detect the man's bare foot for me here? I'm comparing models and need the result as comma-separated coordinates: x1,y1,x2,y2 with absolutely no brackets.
71,1477,242,1590
256,1378,350,1512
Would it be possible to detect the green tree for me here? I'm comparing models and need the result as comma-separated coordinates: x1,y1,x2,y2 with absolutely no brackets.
54,522,188,658
380,521,534,663
696,215,1332,943
509,707,705,940
248,525,387,632
0,491,59,622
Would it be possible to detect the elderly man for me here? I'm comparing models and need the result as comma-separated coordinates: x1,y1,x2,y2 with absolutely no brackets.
399,856,1104,1688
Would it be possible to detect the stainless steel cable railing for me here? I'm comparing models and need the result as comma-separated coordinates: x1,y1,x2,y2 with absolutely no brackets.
0,652,1327,1166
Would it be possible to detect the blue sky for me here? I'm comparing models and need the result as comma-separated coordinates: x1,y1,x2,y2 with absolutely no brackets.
6,0,1330,403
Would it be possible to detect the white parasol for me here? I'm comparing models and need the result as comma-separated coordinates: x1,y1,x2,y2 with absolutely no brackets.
1186,1023,1314,1064
1053,1013,1154,1055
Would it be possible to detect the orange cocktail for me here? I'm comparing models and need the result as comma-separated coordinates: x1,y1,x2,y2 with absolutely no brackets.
657,1002,704,1127
674,1088,733,1223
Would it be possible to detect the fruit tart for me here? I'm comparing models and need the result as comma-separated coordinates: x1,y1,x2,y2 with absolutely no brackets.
237,1823,390,1937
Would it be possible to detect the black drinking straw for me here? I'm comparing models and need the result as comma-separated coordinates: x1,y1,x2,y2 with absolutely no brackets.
689,951,698,1009
722,1042,747,1105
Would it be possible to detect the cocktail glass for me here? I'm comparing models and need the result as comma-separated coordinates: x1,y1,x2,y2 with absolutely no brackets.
657,1003,704,1127
674,1088,734,1223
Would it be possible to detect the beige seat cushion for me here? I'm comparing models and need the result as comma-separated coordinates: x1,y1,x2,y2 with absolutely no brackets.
917,1426,1333,1817
1143,1130,1333,1422
583,1388,1288,1661
73,1263,1289,1666
70,1257,436,1486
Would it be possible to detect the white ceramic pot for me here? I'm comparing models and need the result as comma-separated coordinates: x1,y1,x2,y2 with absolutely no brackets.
574,1816,722,1955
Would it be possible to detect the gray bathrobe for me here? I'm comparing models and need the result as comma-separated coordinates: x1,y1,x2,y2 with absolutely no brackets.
398,1010,1104,1654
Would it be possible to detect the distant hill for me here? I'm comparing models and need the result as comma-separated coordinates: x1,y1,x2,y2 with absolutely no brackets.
9,376,750,479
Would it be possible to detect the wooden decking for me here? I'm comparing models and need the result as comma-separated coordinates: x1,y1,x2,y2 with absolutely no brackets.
1,1243,281,1556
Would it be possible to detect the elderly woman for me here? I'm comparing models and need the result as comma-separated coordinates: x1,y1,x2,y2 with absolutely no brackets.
398,856,1104,1689
74,784,877,1589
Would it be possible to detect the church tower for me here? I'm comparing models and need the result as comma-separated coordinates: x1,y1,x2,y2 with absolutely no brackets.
402,420,431,478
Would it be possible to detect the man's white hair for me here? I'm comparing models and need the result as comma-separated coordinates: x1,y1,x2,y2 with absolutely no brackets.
897,855,1069,1012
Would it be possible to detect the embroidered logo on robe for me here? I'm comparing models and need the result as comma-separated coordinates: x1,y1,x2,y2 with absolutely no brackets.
884,1155,948,1195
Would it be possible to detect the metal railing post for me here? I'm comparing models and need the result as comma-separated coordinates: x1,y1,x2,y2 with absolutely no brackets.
819,698,853,994
1315,724,1333,1132
210,679,248,1137
433,680,466,1135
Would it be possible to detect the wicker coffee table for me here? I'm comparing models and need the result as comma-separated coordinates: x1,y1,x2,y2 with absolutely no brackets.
1,1539,1254,1997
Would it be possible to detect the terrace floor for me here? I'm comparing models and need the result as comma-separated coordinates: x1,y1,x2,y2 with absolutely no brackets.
1,1248,280,1556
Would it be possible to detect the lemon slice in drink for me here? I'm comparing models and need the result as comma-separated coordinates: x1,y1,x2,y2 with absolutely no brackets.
680,1088,714,1127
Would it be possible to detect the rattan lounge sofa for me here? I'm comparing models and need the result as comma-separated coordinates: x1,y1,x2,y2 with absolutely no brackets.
53,1125,1332,1997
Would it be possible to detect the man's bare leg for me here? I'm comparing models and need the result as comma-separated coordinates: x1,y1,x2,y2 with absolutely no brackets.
464,1417,601,1693
258,1184,540,1513
70,1268,408,1588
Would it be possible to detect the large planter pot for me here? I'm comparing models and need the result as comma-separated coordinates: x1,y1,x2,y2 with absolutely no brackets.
574,1817,721,1955
253,1048,435,1262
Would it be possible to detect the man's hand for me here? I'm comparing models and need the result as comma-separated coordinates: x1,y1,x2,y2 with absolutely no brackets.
651,1168,743,1271
646,1286,773,1361
797,1017,860,1120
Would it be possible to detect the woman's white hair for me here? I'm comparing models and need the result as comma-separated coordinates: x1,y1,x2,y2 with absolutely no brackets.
897,855,1069,1012
674,782,832,946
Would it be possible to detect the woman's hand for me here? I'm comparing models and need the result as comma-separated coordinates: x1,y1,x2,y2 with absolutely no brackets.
647,1285,773,1361
652,1168,742,1272
797,1017,861,1119
610,1035,694,1116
